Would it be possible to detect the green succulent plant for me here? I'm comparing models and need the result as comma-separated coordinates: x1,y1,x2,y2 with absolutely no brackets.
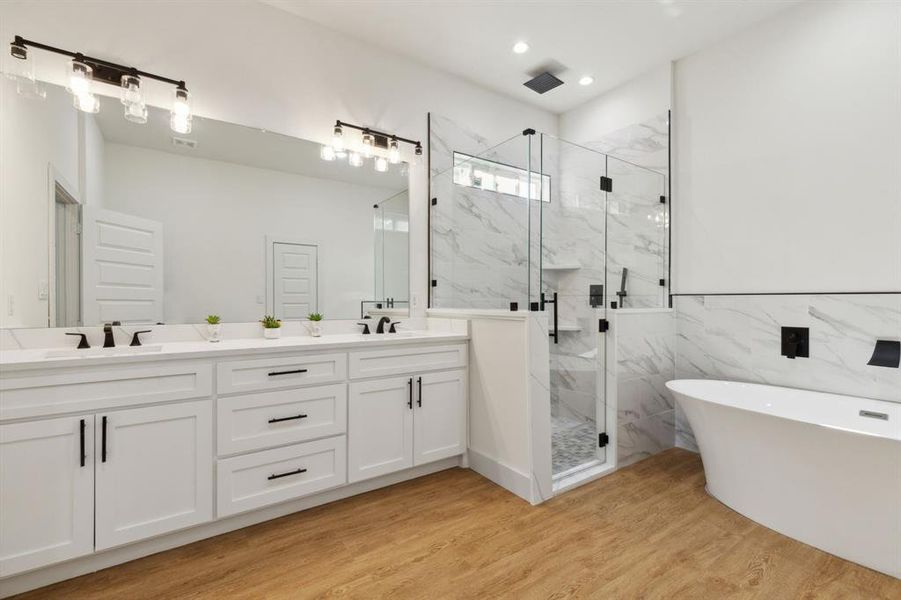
307,313,323,322
260,315,281,329
205,315,221,325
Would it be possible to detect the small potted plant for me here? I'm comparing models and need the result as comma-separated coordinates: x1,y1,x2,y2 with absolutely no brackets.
306,312,324,337
205,314,222,343
261,315,281,339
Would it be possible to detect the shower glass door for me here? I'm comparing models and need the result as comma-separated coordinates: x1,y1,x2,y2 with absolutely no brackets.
537,135,611,479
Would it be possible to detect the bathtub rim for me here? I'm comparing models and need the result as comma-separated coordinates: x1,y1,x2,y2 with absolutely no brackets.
666,378,900,442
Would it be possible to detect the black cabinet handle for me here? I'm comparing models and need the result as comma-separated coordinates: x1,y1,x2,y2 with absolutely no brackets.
79,419,86,467
417,377,422,407
268,368,308,377
267,467,307,480
407,378,413,409
101,416,108,463
268,414,308,424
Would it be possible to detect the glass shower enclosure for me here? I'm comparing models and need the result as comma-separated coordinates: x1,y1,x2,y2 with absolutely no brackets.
429,121,668,484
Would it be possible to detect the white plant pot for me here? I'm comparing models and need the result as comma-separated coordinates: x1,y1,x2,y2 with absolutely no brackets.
263,327,281,339
306,322,322,337
207,323,221,343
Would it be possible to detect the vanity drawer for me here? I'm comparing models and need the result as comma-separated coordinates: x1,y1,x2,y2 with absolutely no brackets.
217,353,346,395
216,436,347,517
348,344,467,379
217,384,347,455
0,361,213,421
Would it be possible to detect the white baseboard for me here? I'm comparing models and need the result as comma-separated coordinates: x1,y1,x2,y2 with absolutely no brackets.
467,448,532,503
0,457,462,599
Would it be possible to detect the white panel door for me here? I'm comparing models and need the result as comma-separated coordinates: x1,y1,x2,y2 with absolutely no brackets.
413,370,467,466
0,416,94,576
348,377,414,483
272,242,317,320
95,401,212,550
81,207,164,326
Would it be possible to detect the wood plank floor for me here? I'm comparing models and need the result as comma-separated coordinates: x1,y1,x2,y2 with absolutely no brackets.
15,448,900,599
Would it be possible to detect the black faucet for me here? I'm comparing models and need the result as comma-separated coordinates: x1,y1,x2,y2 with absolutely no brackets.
103,323,117,348
376,316,391,334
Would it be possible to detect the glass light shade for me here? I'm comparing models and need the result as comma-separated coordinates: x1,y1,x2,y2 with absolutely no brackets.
374,156,389,173
73,91,99,113
16,78,46,100
66,60,93,96
120,75,143,105
320,145,336,161
124,101,148,124
332,125,344,151
388,139,400,164
348,152,363,167
361,133,374,157
6,43,33,82
170,88,193,134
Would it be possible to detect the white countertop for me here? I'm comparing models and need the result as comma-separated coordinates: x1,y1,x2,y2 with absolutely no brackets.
0,331,469,371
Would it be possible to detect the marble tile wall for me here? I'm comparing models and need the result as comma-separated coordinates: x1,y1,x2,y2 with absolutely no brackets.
673,294,901,451
610,310,677,467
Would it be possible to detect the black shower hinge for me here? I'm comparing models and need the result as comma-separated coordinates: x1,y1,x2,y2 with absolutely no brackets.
600,176,613,192
659,195,666,204
659,279,666,287
431,197,437,206
598,432,609,448
598,318,609,333
431,279,437,287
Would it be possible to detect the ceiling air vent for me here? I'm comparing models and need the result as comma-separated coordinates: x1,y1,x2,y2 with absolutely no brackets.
524,72,564,94
171,136,197,150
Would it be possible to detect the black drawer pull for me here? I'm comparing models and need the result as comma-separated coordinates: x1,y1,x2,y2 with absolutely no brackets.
268,467,307,480
101,415,108,463
268,414,308,424
268,368,308,377
79,418,86,467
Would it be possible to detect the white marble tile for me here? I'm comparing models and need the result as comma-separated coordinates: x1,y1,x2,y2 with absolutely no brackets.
618,409,675,468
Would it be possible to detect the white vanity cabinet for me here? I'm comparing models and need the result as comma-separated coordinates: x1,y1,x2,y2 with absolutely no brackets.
94,401,213,550
0,335,468,589
0,416,94,577
347,344,467,483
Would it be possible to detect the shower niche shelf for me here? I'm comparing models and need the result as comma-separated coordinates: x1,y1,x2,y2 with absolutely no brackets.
542,263,581,271
557,323,582,332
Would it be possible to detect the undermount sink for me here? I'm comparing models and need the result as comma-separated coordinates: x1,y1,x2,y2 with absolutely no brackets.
44,345,163,359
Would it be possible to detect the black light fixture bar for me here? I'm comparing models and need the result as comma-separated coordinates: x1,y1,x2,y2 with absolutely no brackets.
12,35,187,90
335,120,421,150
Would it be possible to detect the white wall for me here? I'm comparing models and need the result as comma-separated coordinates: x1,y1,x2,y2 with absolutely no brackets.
103,144,387,323
673,0,901,294
560,64,671,144
0,1,558,320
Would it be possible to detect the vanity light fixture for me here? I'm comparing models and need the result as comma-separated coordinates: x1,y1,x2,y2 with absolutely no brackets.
320,120,422,174
10,35,192,133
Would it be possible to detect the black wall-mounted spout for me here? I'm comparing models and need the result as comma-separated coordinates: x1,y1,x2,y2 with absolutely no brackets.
781,327,809,359
868,340,900,368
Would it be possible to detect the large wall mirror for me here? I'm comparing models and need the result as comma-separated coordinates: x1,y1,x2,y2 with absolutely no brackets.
0,79,410,328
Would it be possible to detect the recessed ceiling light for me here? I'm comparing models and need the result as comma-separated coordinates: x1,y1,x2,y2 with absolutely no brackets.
512,41,529,54
579,76,594,86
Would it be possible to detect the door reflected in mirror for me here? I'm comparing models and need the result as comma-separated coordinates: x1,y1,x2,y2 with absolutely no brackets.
0,79,410,328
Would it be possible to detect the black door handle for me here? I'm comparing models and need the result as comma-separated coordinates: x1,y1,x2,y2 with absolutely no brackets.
101,415,108,463
407,378,413,409
268,368,308,377
267,467,307,480
268,414,308,424
79,419,86,467
417,377,422,407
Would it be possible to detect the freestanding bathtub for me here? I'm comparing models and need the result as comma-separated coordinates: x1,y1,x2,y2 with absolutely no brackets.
666,379,900,579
